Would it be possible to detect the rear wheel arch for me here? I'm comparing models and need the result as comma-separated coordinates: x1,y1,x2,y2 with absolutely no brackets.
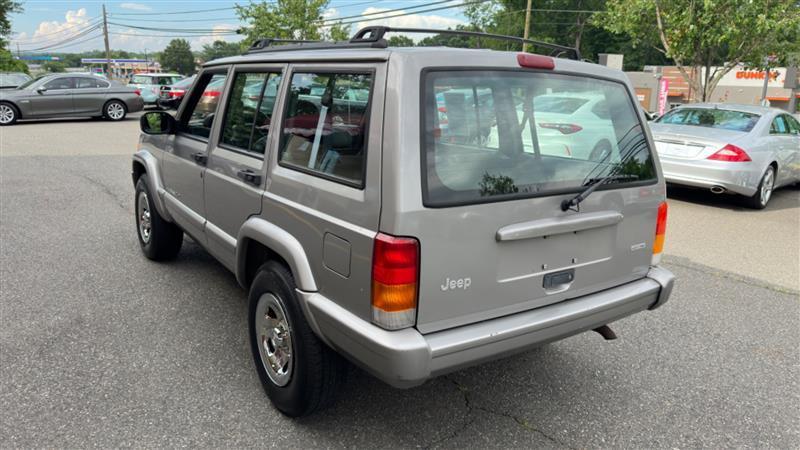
236,219,317,292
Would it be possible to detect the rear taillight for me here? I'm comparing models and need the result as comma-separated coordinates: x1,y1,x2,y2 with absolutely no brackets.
202,90,220,98
707,144,751,162
517,53,555,70
371,233,419,330
133,89,141,96
169,89,185,98
652,201,668,265
539,123,583,134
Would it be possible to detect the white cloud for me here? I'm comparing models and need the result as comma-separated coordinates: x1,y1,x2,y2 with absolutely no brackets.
119,3,152,12
355,7,463,42
191,24,243,50
322,8,339,21
13,8,96,50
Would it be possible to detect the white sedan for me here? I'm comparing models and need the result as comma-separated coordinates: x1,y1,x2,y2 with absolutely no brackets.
650,104,800,209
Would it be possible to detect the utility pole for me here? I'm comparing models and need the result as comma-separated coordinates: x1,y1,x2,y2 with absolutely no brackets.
102,4,112,78
522,0,533,52
760,56,770,106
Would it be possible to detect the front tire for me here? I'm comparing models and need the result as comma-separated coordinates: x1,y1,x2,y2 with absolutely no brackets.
249,261,346,417
135,175,183,260
104,100,127,121
744,166,775,209
0,102,18,126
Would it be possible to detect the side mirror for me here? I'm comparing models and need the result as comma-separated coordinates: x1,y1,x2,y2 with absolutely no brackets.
36,86,47,94
140,111,176,135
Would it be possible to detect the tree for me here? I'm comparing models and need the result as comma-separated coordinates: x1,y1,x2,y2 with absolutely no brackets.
418,25,482,48
0,48,27,73
326,21,350,41
387,35,414,47
0,0,22,48
41,61,66,72
236,0,330,43
159,39,195,75
600,0,800,101
200,40,241,62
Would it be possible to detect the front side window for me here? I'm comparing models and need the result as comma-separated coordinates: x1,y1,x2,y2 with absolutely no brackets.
130,75,152,85
220,71,282,154
423,71,655,206
279,71,372,186
657,108,760,132
44,78,74,90
180,73,227,140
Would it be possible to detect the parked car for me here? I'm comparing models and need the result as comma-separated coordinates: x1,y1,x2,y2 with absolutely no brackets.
159,74,196,103
129,73,184,105
0,73,143,125
650,104,800,208
0,72,32,89
131,30,674,417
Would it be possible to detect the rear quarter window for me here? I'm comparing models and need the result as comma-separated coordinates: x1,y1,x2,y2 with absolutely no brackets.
422,70,656,206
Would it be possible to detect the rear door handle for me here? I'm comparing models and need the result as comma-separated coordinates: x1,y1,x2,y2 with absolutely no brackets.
191,152,207,165
237,169,262,186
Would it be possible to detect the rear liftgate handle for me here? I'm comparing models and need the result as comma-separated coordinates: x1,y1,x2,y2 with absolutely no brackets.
237,169,262,186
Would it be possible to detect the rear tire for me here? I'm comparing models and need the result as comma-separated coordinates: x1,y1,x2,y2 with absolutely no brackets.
104,100,127,121
249,261,346,417
135,175,183,260
743,166,775,209
0,102,18,126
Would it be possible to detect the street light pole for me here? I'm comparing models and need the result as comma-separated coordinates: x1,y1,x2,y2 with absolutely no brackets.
102,4,112,78
760,55,770,106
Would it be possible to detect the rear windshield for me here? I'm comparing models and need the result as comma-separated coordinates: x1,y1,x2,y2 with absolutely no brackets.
656,108,760,132
422,70,656,206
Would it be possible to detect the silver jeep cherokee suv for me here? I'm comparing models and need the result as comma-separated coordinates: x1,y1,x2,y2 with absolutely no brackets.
132,27,675,417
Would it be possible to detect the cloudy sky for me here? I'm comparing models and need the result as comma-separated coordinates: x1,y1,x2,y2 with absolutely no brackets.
10,1,467,54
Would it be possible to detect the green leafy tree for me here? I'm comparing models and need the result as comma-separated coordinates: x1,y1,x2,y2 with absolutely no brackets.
41,61,66,72
326,21,350,41
419,24,483,48
200,40,241,62
236,0,330,43
387,35,414,47
600,0,800,101
0,48,27,73
0,0,22,48
159,39,195,75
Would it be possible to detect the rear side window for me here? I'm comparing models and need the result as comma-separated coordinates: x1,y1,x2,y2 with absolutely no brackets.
657,108,760,132
423,70,656,206
131,75,151,85
220,71,282,154
279,71,372,187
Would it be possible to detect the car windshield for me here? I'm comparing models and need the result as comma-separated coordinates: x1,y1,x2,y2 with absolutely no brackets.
656,108,760,132
423,70,655,206
0,73,31,87
131,75,155,85
16,75,47,90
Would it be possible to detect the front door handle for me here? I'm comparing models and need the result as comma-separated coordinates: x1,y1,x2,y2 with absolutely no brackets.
192,152,207,165
237,169,262,185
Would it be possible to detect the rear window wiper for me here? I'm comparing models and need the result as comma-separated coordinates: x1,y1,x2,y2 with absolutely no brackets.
560,174,639,212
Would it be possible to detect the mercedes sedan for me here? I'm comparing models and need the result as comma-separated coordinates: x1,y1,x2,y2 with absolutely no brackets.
650,104,800,209
0,73,144,125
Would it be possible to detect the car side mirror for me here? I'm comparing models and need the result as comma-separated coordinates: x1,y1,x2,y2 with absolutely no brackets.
36,86,47,94
140,111,176,135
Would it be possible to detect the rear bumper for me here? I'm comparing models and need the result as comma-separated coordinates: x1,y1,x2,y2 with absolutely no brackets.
660,157,761,196
300,266,675,388
127,96,145,113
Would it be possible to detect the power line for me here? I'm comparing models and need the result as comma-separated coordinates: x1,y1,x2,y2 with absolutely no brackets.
108,16,241,23
26,32,103,53
12,18,103,46
108,31,238,38
22,24,103,51
326,0,488,27
321,0,460,25
111,6,238,16
108,22,238,33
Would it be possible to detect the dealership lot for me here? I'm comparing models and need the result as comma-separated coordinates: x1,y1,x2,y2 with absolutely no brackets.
1,115,798,447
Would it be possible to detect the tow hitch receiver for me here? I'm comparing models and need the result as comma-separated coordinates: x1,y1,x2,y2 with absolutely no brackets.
593,324,618,340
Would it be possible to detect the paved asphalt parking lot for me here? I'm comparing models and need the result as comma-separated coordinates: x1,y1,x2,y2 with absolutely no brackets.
1,112,798,448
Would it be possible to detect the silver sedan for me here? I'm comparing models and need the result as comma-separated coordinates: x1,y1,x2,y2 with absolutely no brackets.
0,73,144,126
650,104,800,209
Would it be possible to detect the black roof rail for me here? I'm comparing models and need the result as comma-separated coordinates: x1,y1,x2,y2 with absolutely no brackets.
351,26,581,60
245,37,387,54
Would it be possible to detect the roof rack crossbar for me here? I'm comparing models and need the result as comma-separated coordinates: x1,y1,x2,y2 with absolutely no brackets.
350,26,581,60
247,38,320,52
245,38,387,54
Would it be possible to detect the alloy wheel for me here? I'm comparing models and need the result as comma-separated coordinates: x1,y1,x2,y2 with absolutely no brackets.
760,168,774,207
107,102,125,120
0,104,15,124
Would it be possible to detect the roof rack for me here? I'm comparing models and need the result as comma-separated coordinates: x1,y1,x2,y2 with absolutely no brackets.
243,26,581,60
350,26,581,60
245,37,387,54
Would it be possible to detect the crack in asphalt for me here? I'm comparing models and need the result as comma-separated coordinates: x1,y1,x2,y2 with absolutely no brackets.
424,377,574,449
